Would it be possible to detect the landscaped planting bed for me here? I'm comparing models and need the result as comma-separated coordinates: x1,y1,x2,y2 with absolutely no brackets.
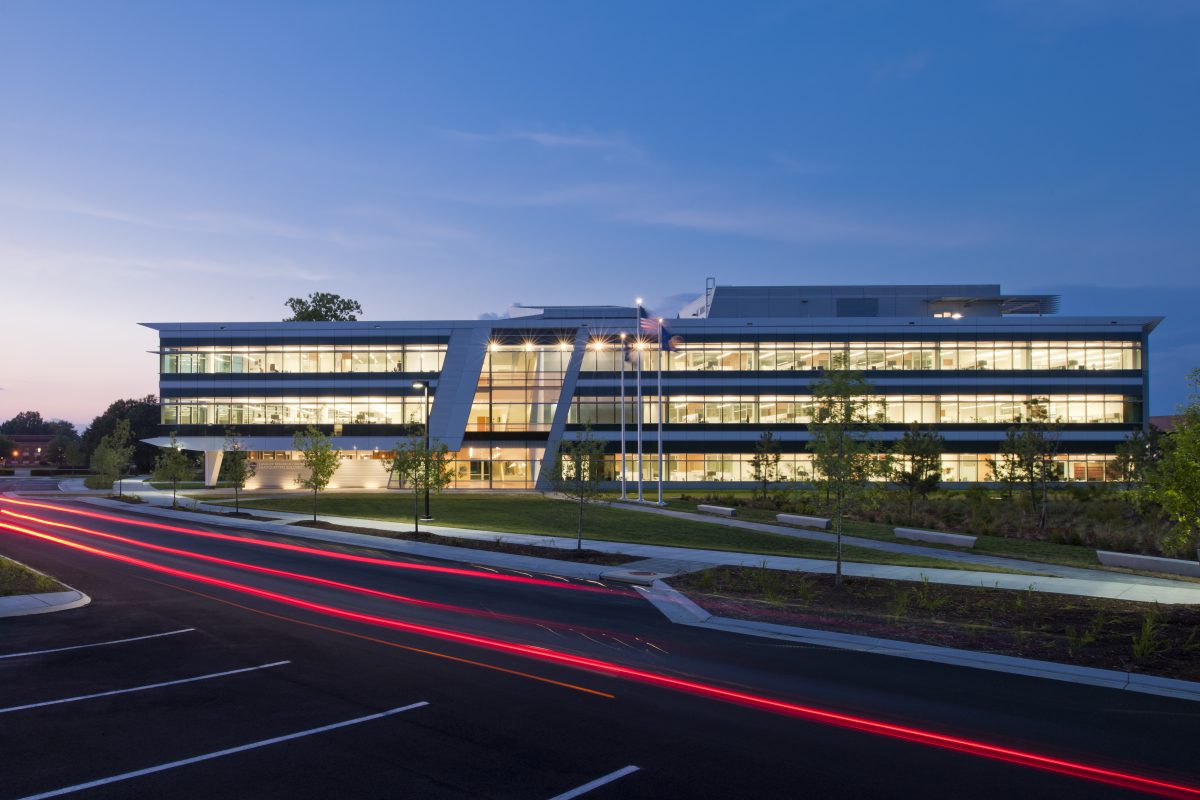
671,566,1200,681
0,556,64,597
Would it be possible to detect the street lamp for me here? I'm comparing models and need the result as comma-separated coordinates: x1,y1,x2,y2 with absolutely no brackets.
413,381,432,521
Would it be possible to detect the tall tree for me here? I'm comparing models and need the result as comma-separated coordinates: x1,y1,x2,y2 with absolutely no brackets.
293,426,341,521
152,433,193,507
545,431,606,550
221,429,257,514
807,355,885,586
993,399,1063,531
82,396,161,472
387,434,454,535
1140,369,1200,555
1,410,50,434
749,431,783,501
0,433,16,464
889,422,944,520
283,293,364,322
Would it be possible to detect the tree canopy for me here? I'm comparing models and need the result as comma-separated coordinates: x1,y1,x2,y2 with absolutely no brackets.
0,411,77,437
1141,369,1200,554
81,396,160,472
283,292,364,322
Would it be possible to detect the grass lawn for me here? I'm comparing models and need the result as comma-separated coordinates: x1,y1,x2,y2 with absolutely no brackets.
217,492,1019,572
672,566,1200,681
638,493,1114,571
0,556,63,596
682,500,1103,567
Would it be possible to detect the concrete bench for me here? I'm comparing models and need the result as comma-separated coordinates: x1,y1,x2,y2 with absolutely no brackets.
776,514,831,530
1096,551,1200,578
697,504,737,517
894,527,977,548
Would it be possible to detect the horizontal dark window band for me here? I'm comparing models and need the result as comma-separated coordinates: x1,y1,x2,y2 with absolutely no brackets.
160,336,451,347
577,440,1125,456
161,386,440,399
460,431,553,443
576,369,1144,387
571,386,1144,398
567,423,1140,433
161,424,425,438
633,332,1143,344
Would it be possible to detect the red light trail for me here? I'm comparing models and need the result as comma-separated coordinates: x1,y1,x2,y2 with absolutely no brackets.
3,515,1199,798
0,497,619,595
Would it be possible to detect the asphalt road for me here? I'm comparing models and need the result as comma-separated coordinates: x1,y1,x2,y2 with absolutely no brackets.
1,496,1198,800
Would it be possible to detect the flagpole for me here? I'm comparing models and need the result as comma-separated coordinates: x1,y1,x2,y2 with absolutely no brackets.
619,332,627,501
656,316,664,506
635,298,644,503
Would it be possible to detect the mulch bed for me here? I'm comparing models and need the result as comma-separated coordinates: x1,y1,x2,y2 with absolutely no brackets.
170,506,281,523
671,567,1200,681
292,520,632,566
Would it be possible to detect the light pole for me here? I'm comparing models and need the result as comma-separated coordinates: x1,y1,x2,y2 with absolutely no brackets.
412,381,432,521
619,332,627,501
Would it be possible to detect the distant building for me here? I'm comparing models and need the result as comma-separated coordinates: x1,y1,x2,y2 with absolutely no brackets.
1149,415,1181,433
143,283,1159,489
5,434,54,465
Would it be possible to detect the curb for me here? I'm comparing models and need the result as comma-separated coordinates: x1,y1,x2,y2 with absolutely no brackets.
639,580,1200,704
76,498,611,581
0,556,91,618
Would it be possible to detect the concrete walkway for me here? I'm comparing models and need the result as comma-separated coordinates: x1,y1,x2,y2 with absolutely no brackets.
46,481,1200,605
601,498,1198,588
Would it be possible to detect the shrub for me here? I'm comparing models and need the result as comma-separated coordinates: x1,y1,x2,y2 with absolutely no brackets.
84,474,112,490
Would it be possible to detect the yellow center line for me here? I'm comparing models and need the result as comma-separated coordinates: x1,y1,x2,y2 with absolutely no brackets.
141,577,616,700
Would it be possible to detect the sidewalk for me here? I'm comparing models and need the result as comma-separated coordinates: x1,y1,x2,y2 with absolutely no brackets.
70,481,1200,605
600,499,1197,588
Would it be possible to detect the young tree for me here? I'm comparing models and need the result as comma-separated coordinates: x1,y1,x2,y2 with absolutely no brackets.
222,429,257,514
545,431,606,550
807,355,885,586
152,432,193,507
889,423,944,520
1107,427,1163,485
995,399,1063,531
1140,369,1200,555
94,419,136,498
0,433,15,464
293,426,341,521
387,434,454,535
749,431,783,501
283,292,364,322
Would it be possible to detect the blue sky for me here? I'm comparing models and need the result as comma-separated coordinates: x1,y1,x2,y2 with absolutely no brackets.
1,1,1197,425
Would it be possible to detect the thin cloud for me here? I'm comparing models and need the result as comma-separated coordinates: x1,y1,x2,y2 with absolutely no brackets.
619,204,987,248
443,127,642,158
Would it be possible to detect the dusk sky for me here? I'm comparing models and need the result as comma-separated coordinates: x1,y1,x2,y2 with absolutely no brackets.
1,1,1197,428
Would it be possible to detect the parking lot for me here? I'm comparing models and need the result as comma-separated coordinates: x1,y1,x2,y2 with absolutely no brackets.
0,584,658,800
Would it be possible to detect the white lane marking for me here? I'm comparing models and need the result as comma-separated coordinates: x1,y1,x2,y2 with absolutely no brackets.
16,701,430,800
0,628,196,661
0,661,290,715
547,765,640,800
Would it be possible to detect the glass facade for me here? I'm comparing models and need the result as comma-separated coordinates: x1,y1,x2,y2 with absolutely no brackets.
601,452,1117,484
581,340,1142,372
569,394,1138,426
148,291,1156,488
161,344,447,374
161,396,429,426
466,343,570,432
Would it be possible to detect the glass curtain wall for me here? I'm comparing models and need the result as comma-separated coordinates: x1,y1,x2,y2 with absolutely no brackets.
581,340,1141,373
